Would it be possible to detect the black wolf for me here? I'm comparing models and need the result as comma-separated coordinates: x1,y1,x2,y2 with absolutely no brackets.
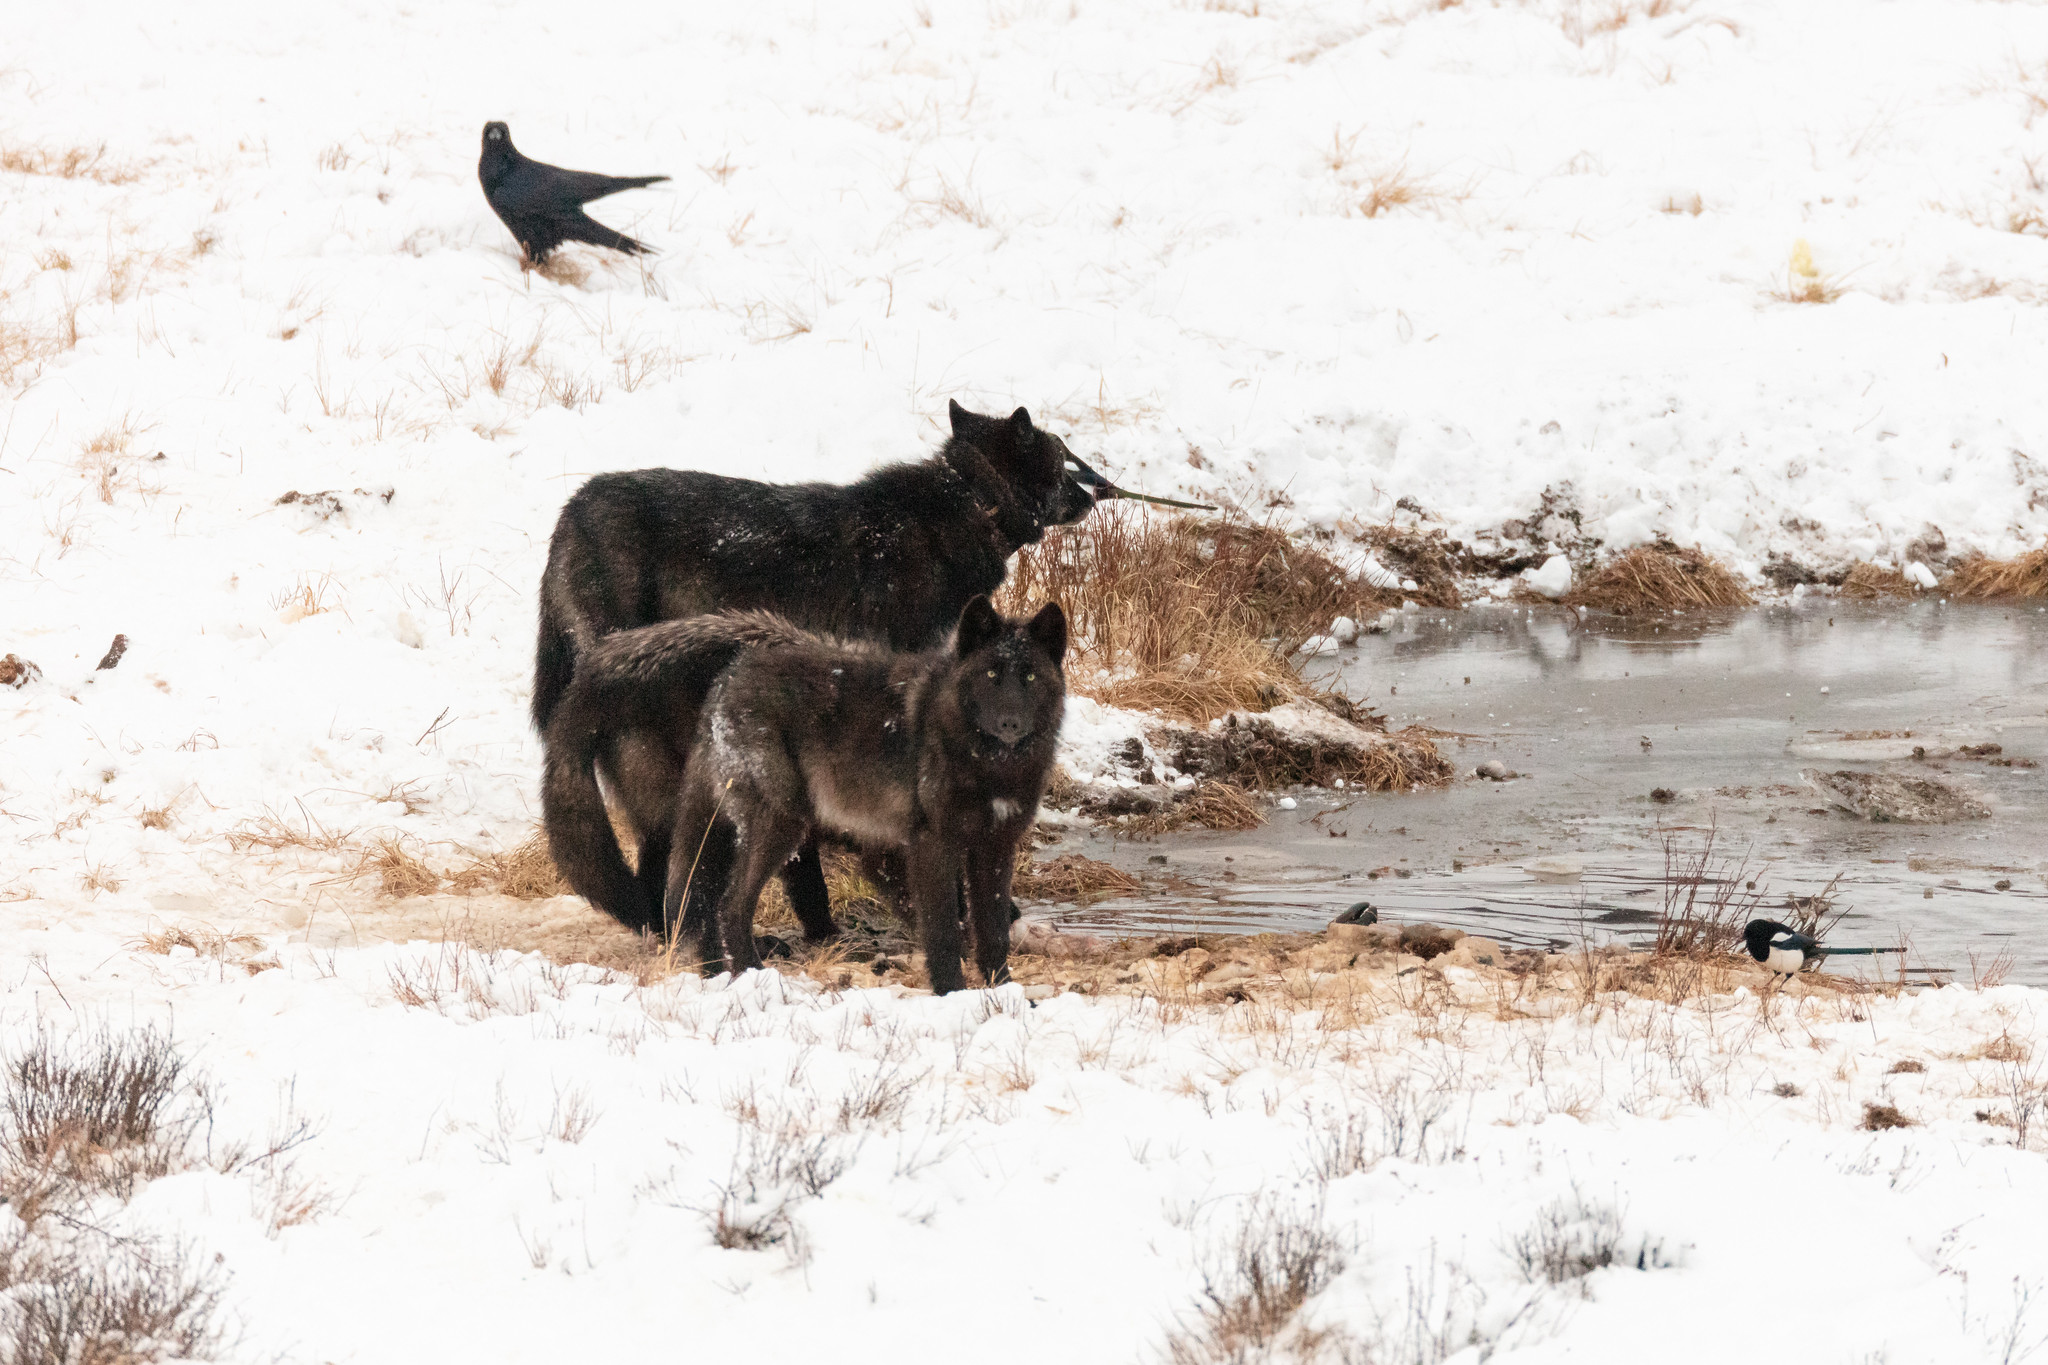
667,597,1066,994
478,121,668,263
537,401,1095,934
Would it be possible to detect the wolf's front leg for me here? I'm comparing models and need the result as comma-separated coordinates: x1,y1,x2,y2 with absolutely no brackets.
963,841,1017,988
906,835,966,995
665,788,734,970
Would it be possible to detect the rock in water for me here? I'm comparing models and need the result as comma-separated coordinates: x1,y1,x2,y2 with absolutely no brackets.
1801,768,1990,823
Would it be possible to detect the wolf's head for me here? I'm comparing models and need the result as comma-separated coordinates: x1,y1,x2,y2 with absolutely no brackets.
946,596,1067,752
946,400,1097,544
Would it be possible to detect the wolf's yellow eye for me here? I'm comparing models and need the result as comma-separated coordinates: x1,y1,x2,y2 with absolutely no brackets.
986,669,997,679
1025,672,1036,682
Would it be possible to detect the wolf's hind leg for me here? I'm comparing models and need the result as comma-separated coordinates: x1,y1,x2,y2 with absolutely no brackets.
777,840,838,943
716,812,809,975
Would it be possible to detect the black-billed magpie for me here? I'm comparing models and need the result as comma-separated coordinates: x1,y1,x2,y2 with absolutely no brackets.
1742,918,1822,982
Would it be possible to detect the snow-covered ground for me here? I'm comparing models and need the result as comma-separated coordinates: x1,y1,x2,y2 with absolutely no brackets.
6,935,2048,1364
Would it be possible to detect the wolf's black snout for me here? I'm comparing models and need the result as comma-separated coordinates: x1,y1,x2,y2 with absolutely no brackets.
992,713,1026,743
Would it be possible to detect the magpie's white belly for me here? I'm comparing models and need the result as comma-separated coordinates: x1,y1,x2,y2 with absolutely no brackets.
1764,945,1807,975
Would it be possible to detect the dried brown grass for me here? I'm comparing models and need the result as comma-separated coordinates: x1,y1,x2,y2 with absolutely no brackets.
1126,780,1266,834
448,830,571,899
1159,718,1452,792
1838,561,1916,599
0,142,139,183
357,837,442,898
1945,547,2048,600
1012,852,1144,904
1563,545,1754,614
1001,505,1400,722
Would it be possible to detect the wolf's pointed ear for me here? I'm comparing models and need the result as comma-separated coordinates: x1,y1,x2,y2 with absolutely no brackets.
955,595,1003,657
948,399,971,435
1009,406,1034,436
1026,602,1068,665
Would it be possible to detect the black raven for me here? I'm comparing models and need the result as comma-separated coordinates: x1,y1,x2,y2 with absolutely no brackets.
477,122,668,264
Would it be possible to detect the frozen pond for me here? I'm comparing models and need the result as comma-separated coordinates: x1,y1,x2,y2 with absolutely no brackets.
1046,600,2048,984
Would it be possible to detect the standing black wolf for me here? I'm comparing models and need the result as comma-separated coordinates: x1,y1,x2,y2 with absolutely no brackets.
669,597,1066,993
537,402,1095,934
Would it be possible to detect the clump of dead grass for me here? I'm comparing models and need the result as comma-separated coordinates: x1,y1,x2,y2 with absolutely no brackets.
448,830,571,899
1001,505,1400,722
0,142,139,184
1945,547,2048,600
1838,562,1916,599
1158,716,1453,792
1012,852,1143,905
1563,545,1754,615
1126,780,1266,834
353,836,442,898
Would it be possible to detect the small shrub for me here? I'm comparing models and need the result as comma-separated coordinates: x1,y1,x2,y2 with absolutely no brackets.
0,1226,227,1365
1164,1197,1347,1365
1861,1102,1915,1131
1505,1192,1644,1287
1,1026,193,1204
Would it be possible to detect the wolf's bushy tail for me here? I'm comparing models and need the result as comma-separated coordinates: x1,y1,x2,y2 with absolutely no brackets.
532,598,576,732
540,611,817,930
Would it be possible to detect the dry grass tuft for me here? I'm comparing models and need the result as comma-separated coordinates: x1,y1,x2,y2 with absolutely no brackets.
1002,505,1400,722
0,142,140,184
355,836,442,898
1860,1102,1915,1131
1838,561,1916,599
1945,547,2048,600
448,829,571,899
1158,716,1452,793
225,805,356,854
1563,545,1754,614
1013,852,1144,905
1127,780,1267,834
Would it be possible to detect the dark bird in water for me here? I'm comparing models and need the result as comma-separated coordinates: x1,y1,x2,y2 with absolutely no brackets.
477,122,668,264
1742,918,1822,983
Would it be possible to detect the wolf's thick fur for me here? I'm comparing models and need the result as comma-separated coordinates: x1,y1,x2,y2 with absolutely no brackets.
668,597,1066,994
539,612,812,934
536,402,1094,932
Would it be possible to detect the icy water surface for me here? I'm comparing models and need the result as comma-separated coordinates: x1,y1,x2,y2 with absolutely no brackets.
1049,600,2048,984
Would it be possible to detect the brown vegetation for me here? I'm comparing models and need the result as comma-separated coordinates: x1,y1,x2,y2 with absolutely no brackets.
1000,505,1400,721
1945,547,2048,600
1159,715,1453,792
1563,545,1754,614
1012,852,1144,904
1838,561,1916,599
1126,780,1266,834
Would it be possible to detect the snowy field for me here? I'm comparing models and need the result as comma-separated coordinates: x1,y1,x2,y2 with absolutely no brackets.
6,936,2048,1364
5,1,2048,1357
